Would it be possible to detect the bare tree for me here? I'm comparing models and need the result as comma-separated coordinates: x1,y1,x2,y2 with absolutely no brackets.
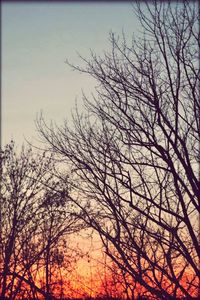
37,1,200,299
0,141,81,299
37,186,82,300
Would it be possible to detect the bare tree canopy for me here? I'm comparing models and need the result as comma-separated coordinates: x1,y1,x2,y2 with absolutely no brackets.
37,1,200,299
0,141,82,299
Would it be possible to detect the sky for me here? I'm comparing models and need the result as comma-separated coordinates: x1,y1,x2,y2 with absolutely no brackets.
2,1,141,147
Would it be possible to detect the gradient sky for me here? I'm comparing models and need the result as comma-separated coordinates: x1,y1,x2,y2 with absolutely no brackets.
2,1,141,147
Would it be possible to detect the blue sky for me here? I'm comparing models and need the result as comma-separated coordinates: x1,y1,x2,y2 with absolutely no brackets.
2,2,140,146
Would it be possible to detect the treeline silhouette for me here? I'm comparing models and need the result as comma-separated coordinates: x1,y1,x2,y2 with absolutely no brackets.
1,1,199,300
1,297,199,300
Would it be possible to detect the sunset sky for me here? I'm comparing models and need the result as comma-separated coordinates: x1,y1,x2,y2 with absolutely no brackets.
1,2,198,299
2,1,141,147
2,2,141,294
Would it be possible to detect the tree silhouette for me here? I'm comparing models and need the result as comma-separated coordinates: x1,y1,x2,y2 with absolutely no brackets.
37,1,199,299
0,141,82,299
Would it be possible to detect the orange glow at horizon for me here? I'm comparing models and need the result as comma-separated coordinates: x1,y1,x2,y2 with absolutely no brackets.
1,233,198,300
1,266,198,300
